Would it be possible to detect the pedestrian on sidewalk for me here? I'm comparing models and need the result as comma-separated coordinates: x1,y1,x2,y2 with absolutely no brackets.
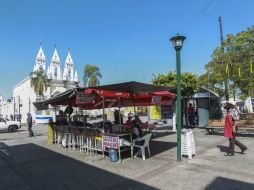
187,103,195,127
27,113,34,137
224,102,247,156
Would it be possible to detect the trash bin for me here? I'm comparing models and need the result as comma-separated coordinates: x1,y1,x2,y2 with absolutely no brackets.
109,148,118,162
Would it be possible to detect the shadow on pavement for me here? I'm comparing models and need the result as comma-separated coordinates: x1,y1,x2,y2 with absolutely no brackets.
0,142,158,190
204,176,254,190
150,141,177,157
216,145,228,153
113,140,177,160
151,131,176,139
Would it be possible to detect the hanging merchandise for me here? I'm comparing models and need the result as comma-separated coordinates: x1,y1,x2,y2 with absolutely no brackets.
226,54,232,77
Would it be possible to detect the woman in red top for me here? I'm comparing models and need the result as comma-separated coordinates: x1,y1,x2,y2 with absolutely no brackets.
224,102,247,156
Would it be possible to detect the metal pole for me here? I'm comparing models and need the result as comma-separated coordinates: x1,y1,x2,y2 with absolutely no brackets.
118,98,121,125
18,96,20,122
102,97,105,126
55,104,57,122
29,98,31,113
13,97,16,121
176,49,182,162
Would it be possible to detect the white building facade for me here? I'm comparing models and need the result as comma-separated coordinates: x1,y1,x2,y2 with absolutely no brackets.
0,96,13,119
10,45,79,123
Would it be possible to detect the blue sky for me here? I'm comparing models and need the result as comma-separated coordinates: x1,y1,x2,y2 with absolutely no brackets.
0,0,253,98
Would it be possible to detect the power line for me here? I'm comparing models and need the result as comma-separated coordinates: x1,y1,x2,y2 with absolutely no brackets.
188,0,215,26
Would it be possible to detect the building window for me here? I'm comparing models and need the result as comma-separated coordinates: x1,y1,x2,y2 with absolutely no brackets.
68,69,71,80
54,68,58,78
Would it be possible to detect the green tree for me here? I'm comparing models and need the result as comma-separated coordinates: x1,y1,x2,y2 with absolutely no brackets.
83,64,102,87
152,71,199,97
201,26,254,100
30,70,48,97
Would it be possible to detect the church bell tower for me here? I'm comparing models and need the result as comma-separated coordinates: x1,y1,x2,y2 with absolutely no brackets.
48,45,62,80
33,42,46,72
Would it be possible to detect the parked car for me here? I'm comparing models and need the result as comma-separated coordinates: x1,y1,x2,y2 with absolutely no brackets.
0,118,21,132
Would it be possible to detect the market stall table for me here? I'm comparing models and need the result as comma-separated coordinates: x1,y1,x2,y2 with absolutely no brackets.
102,133,133,162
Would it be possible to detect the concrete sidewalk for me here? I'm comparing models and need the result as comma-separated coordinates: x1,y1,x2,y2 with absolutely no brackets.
0,125,253,190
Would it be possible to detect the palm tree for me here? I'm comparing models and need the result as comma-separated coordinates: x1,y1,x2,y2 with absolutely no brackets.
83,64,102,87
30,70,48,97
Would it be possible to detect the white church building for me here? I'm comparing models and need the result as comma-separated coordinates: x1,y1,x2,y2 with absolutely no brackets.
11,45,79,123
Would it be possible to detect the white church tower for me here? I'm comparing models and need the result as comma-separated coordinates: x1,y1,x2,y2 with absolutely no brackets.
74,71,79,82
63,49,79,82
63,48,74,81
48,45,62,80
33,42,46,72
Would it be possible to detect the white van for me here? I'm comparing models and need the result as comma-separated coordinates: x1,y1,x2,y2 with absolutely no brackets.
0,118,21,132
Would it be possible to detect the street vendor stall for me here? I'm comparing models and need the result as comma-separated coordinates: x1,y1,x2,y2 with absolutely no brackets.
34,81,175,161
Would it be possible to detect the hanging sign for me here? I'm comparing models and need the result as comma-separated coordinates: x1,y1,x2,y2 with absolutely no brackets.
150,105,161,120
102,135,119,149
76,92,95,104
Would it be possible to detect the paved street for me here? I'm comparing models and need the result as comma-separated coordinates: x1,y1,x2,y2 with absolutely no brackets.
0,125,253,190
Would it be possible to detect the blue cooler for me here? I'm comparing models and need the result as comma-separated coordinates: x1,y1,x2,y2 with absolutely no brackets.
109,148,118,162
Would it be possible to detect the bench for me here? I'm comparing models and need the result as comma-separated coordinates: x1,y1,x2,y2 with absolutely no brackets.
205,127,223,135
205,126,254,135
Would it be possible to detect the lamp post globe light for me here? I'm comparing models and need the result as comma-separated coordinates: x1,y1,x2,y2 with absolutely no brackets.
170,34,186,162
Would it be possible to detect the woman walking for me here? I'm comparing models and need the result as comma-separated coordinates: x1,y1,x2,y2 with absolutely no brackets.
224,102,247,156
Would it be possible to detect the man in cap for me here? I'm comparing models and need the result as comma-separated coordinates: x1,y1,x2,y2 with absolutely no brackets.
224,101,247,156
27,113,34,137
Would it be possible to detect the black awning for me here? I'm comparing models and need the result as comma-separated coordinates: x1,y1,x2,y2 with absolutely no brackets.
33,88,79,110
43,88,77,104
33,102,49,110
92,81,173,94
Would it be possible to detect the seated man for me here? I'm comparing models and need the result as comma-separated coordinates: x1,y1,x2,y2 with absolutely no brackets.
135,114,149,132
131,119,144,157
134,115,142,125
132,120,143,140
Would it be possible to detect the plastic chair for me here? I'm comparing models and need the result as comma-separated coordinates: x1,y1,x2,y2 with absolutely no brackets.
132,133,152,160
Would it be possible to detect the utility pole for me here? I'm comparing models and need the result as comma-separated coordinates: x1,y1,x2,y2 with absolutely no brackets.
219,16,223,45
219,16,229,101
